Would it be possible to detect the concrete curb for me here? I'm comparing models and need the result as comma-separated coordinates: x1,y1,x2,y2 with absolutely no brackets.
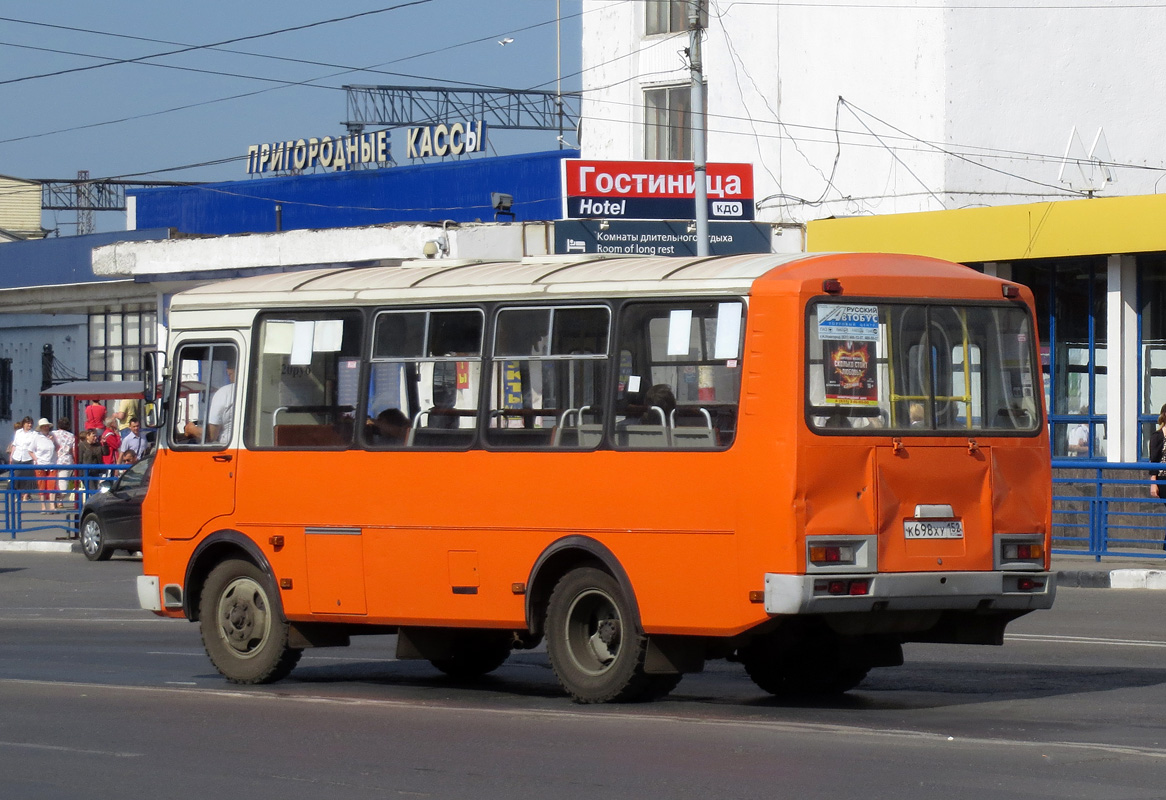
1055,570,1113,589
1108,569,1166,590
0,540,79,554
1056,568,1166,589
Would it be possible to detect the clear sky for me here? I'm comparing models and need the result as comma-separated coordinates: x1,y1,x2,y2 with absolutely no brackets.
1,1,582,231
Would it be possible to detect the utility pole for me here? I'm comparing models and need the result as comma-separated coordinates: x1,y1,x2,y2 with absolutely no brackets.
689,0,709,256
557,0,564,148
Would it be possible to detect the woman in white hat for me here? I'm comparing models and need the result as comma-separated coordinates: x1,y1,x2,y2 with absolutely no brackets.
31,418,56,511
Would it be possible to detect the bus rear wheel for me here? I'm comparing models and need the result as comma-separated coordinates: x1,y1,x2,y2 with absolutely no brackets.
429,631,513,679
546,567,671,703
199,559,302,685
740,626,871,697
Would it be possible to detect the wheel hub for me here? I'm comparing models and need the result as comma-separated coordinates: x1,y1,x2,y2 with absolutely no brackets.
216,577,269,656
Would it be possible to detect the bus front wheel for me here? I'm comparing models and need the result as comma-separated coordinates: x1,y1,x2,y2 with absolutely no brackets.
199,559,302,685
546,567,674,703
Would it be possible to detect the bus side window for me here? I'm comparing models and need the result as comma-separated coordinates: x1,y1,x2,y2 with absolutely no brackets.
366,308,482,449
486,306,609,450
614,300,743,449
248,312,363,449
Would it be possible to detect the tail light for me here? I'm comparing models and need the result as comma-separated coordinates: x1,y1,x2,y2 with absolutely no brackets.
1003,543,1044,560
814,579,871,597
809,545,855,565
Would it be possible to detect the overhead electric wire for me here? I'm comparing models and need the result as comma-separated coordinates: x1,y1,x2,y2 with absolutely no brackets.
0,0,435,87
3,0,1161,198
0,6,588,151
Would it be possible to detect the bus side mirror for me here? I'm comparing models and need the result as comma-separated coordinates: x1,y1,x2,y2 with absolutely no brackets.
144,351,166,429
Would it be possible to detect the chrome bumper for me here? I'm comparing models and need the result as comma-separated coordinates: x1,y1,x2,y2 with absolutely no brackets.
764,570,1056,615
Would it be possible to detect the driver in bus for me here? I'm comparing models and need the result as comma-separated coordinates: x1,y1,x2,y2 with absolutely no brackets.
183,357,236,444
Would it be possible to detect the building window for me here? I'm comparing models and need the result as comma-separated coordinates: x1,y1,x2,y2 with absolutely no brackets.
88,306,157,381
0,358,11,420
1139,253,1166,456
646,0,703,35
645,85,692,161
1011,258,1107,458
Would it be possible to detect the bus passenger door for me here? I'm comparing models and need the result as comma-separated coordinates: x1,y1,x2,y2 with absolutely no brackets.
158,339,242,540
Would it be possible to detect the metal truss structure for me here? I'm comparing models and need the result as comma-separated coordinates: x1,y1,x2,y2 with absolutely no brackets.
344,85,582,134
39,178,192,212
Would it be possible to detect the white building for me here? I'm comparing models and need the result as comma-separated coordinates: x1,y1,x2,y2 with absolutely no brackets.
581,0,1166,223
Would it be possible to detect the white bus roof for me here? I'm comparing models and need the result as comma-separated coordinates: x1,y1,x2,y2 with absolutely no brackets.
168,253,824,311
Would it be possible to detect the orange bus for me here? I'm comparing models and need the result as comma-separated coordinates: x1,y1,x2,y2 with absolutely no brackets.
136,252,1054,703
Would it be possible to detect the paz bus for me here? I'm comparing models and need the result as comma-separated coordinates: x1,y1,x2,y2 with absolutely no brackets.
136,252,1054,703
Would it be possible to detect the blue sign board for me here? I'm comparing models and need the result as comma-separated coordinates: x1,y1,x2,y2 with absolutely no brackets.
554,220,771,257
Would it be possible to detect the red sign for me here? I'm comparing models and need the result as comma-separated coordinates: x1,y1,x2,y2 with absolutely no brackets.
562,159,754,221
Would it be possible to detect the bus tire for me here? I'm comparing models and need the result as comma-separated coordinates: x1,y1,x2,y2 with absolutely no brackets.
199,559,302,685
740,628,870,697
429,631,513,679
546,567,664,703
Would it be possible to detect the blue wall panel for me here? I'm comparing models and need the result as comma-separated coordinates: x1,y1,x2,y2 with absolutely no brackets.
0,228,170,290
131,150,575,236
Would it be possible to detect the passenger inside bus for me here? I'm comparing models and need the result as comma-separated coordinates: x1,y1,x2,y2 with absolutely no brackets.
364,408,410,445
641,383,676,423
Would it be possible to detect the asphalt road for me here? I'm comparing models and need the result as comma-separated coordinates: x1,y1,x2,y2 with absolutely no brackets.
2,552,1165,799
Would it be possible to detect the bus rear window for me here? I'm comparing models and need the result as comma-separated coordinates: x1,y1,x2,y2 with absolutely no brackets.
807,301,1040,434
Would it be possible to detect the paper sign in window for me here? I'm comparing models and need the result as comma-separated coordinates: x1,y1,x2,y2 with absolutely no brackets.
313,320,344,352
714,302,742,359
667,309,693,356
291,321,315,366
263,321,295,355
627,375,642,394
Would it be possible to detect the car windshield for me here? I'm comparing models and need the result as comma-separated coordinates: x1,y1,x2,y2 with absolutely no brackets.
116,457,153,490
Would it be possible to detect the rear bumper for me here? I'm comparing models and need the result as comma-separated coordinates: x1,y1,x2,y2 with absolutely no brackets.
764,570,1056,615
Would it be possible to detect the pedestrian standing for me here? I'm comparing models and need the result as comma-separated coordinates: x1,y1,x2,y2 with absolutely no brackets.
9,416,36,501
84,400,106,432
31,419,56,511
119,418,147,460
100,418,121,466
1150,404,1166,550
115,397,140,432
52,417,76,510
77,428,104,491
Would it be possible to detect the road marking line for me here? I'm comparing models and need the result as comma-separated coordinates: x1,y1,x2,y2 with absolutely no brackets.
0,740,141,758
1006,633,1166,648
0,618,168,624
2,677,1166,762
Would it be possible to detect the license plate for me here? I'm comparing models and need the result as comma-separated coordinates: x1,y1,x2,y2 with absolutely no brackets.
903,519,964,539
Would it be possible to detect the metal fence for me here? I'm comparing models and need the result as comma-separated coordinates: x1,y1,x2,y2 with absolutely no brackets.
2,463,129,540
1052,460,1166,561
4,459,1163,560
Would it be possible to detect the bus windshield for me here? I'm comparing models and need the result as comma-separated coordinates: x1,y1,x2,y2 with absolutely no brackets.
807,300,1041,433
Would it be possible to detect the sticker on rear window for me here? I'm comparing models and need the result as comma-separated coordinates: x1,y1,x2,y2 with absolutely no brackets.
818,304,879,342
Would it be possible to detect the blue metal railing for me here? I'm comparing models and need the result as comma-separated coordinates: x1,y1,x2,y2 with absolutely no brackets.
5,459,1162,561
1052,459,1166,561
1,463,130,539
